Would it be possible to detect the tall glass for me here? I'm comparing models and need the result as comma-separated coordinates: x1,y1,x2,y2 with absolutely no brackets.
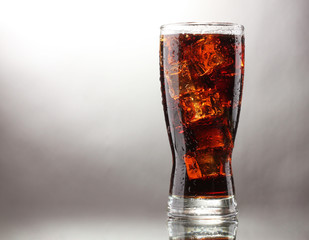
159,22,245,218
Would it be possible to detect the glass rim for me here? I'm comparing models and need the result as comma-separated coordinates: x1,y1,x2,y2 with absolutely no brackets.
160,22,244,35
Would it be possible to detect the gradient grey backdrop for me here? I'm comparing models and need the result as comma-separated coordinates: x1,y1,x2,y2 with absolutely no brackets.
0,0,308,239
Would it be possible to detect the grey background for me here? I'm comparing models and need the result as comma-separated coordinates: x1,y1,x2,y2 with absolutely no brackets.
0,0,308,238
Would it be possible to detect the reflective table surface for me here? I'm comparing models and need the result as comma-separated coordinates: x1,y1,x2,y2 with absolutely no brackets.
0,205,308,239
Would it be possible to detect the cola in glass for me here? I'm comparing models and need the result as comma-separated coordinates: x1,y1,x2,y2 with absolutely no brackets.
159,23,245,218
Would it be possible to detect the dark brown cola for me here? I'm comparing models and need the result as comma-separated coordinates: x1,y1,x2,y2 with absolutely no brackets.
160,33,244,197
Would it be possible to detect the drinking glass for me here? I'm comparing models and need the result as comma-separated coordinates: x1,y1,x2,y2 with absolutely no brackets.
159,22,245,219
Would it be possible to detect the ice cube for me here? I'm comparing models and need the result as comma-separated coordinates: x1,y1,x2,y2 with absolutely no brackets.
162,35,180,65
179,89,224,124
165,61,192,99
184,150,219,179
191,36,233,76
183,154,202,180
195,150,219,176
193,126,227,150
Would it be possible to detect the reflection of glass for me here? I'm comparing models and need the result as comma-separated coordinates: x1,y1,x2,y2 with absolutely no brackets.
159,23,245,218
168,218,238,240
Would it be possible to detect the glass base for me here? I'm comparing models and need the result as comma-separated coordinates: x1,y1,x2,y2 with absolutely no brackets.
168,217,238,239
168,195,238,220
